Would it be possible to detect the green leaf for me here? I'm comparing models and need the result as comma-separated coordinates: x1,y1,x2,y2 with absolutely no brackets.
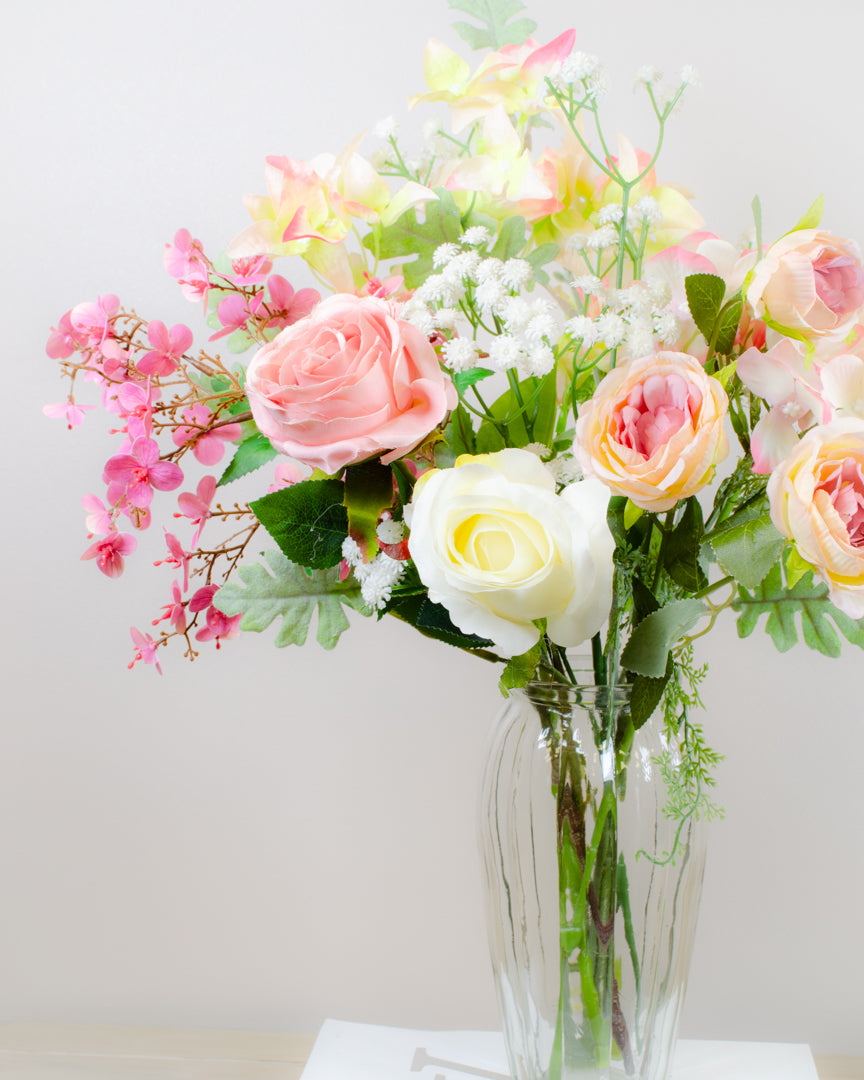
364,188,463,289
490,215,528,261
449,0,537,49
215,551,369,650
217,432,279,487
734,563,864,656
623,499,643,531
499,642,542,696
714,295,744,357
630,654,674,730
344,461,394,558
751,194,763,256
524,241,559,285
442,403,477,457
453,366,494,395
475,370,558,453
663,497,707,593
621,599,707,678
792,194,824,233
715,358,738,391
684,273,726,344
387,591,495,651
708,512,786,589
250,479,347,569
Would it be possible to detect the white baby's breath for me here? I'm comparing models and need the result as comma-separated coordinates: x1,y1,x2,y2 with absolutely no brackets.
461,225,492,248
442,337,481,372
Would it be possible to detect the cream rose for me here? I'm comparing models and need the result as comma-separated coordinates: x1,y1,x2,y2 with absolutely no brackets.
574,351,729,512
405,449,614,657
768,419,864,617
746,229,864,342
245,293,456,475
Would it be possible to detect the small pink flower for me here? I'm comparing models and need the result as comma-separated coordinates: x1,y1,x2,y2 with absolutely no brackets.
194,594,241,649
153,580,187,635
189,584,219,612
268,459,312,492
176,474,217,545
138,321,193,377
43,400,94,428
164,229,210,303
103,437,184,509
46,310,87,358
209,293,264,341
82,494,113,537
154,530,192,590
360,273,403,298
129,627,163,674
69,295,119,345
110,381,160,439
172,404,242,465
81,530,136,578
228,255,272,286
261,275,320,333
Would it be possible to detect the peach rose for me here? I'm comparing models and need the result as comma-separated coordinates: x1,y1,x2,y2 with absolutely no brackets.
245,294,456,475
768,419,864,617
574,351,729,512
746,229,864,342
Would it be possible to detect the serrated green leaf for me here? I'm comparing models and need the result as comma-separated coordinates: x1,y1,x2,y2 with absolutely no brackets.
714,296,744,356
250,479,347,569
709,513,786,589
621,599,707,678
499,642,542,696
449,0,537,49
684,273,726,343
364,188,463,289
218,433,279,487
215,550,369,650
733,563,864,655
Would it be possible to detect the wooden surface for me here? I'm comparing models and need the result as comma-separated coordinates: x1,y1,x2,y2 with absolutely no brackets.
0,1025,859,1078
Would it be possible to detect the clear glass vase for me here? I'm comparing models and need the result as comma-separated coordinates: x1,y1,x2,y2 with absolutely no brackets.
478,678,707,1080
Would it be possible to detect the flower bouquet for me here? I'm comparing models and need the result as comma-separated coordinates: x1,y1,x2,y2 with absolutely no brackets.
45,1,864,1076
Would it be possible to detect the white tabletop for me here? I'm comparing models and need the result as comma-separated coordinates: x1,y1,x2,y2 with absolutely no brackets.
0,1024,858,1079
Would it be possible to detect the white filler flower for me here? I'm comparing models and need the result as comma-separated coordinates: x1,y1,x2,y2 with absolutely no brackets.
405,448,614,656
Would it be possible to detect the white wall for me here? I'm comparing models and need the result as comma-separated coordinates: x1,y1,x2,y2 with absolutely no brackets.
2,0,862,1055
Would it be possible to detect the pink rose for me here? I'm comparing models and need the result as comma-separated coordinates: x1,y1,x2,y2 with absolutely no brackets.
746,229,864,341
245,294,456,475
574,351,729,512
768,419,864,617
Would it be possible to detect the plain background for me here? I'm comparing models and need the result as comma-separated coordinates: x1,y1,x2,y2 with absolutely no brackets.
2,0,863,1056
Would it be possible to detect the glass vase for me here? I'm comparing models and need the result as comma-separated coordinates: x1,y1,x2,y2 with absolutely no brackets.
478,678,707,1080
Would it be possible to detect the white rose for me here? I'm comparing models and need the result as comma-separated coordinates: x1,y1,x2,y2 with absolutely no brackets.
405,448,614,657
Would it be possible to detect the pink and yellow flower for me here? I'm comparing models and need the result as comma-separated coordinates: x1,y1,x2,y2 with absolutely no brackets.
746,229,864,342
768,420,864,616
410,31,576,131
575,351,729,511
